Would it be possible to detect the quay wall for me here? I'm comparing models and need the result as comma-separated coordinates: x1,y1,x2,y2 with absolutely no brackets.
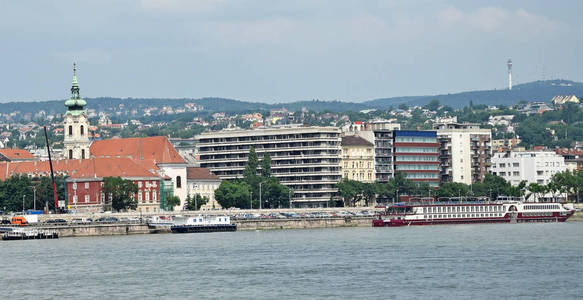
22,217,374,238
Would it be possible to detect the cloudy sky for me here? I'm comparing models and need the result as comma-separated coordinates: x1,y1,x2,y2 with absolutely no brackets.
1,0,582,103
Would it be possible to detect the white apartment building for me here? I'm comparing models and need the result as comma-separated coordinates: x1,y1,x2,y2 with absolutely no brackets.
491,151,567,186
435,122,492,185
195,125,342,208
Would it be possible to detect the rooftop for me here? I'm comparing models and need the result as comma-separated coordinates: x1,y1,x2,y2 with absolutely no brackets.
186,167,220,180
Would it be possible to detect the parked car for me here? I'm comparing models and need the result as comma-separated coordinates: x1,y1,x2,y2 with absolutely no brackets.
95,216,118,223
44,219,68,225
71,218,92,225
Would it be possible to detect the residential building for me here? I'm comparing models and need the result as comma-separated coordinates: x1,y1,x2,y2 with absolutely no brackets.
491,151,566,186
492,138,521,153
341,135,375,182
63,65,90,160
0,148,35,162
90,136,188,209
65,158,161,213
555,149,583,172
195,125,342,207
186,167,222,210
393,130,440,187
434,122,492,185
551,94,579,106
370,120,401,182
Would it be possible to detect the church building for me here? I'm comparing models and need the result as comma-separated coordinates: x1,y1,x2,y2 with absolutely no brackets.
63,64,90,160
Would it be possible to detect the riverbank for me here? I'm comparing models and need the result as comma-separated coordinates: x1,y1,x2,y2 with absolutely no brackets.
2,217,373,238
3,211,582,239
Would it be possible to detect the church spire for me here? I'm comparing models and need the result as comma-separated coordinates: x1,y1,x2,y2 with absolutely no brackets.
65,63,87,114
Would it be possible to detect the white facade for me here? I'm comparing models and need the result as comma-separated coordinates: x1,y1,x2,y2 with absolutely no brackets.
491,151,567,186
157,163,188,210
436,123,492,185
187,179,221,210
63,113,90,160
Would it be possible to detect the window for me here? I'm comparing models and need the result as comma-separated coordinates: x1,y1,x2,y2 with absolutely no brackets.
84,195,89,203
101,193,105,203
152,181,157,187
138,191,143,203
84,182,89,189
69,150,73,160
72,182,77,190
176,176,182,188
153,192,157,202
145,191,150,202
138,181,142,188
68,125,73,136
81,149,85,159
80,125,84,136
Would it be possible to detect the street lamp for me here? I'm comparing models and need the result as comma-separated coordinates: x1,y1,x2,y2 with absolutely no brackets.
288,189,292,209
250,191,253,210
22,195,25,212
259,182,263,210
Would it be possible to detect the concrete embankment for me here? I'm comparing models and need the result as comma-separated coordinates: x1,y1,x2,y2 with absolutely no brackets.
11,217,374,238
568,211,583,221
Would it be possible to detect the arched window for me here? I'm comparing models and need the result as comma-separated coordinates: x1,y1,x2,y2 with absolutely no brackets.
176,176,182,188
80,125,84,136
81,149,85,159
68,126,73,136
69,149,73,159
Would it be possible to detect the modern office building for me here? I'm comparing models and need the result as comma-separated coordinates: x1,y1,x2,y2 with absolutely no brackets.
195,125,342,207
393,130,440,187
435,122,492,185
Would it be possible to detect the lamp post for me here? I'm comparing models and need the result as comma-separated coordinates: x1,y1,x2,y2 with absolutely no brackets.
259,182,263,210
22,195,25,212
288,189,292,209
250,191,253,210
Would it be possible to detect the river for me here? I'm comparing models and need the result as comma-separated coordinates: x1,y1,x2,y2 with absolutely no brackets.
1,222,582,299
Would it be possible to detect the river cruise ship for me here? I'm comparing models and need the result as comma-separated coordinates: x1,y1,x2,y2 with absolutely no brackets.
372,201,575,227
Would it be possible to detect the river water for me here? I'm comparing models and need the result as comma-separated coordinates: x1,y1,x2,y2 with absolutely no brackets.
1,223,582,299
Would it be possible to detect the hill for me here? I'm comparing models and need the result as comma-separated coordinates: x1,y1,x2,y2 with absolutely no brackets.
364,80,583,109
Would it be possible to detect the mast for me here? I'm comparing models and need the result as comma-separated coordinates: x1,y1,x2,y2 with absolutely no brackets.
44,126,59,211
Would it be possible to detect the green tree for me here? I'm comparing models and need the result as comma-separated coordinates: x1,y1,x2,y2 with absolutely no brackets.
165,195,181,211
526,183,547,202
0,175,33,212
261,153,272,178
336,179,363,207
437,182,470,198
102,177,138,212
215,180,251,209
261,177,292,208
185,194,209,210
424,99,440,111
243,146,259,179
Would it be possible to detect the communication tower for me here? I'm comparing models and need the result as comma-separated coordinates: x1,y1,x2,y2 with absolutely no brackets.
507,59,513,90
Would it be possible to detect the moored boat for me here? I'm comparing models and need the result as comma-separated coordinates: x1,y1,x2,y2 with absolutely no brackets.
171,215,236,233
372,201,575,227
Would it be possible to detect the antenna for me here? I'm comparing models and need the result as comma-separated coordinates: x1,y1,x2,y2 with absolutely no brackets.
507,59,512,90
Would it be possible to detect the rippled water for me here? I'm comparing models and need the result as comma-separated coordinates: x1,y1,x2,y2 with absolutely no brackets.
1,223,583,299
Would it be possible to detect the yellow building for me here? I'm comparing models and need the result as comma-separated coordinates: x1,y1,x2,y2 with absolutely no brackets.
341,135,375,182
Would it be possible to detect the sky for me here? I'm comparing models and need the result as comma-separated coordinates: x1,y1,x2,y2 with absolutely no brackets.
1,0,582,103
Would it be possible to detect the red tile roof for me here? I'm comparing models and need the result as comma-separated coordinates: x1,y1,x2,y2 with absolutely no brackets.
0,158,159,181
90,136,185,168
0,148,35,160
186,167,220,180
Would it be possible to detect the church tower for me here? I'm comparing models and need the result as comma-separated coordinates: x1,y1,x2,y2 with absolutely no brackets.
63,64,90,160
